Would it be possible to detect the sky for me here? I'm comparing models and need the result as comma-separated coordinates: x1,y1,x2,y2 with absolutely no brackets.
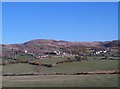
2,2,118,44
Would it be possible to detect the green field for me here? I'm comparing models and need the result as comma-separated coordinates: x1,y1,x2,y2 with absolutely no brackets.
1,54,71,64
2,60,118,74
2,58,16,63
42,60,118,74
2,56,119,87
16,54,37,61
2,74,118,87
2,63,37,74
33,56,68,64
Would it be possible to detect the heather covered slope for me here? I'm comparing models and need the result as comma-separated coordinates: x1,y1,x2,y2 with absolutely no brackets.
1,39,119,58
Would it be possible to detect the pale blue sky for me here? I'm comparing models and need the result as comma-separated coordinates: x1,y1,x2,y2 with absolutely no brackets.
2,2,118,44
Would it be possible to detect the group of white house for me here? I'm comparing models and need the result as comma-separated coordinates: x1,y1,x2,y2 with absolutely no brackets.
24,49,67,59
95,50,107,55
24,50,35,56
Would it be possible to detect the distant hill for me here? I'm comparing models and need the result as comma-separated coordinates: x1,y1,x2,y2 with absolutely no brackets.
1,39,119,58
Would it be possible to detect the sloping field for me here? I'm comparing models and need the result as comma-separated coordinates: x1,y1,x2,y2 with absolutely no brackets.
46,60,118,73
2,63,37,74
33,56,68,64
2,59,119,87
16,54,36,61
2,60,118,74
2,74,118,87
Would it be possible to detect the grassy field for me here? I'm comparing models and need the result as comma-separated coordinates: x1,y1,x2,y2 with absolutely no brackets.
33,56,68,64
2,74,118,87
2,63,37,74
2,60,118,74
16,54,37,61
36,60,118,74
2,57,119,87
2,54,70,64
2,58,16,63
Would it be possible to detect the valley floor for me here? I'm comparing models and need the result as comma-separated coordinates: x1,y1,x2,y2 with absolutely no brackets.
2,74,118,87
1,58,119,87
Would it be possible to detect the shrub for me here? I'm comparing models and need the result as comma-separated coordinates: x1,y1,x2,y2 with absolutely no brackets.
75,56,81,61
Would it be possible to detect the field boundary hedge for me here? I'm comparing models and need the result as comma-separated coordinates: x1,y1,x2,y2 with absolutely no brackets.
3,70,120,76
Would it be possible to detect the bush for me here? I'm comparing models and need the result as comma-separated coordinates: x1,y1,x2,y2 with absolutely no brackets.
75,56,81,61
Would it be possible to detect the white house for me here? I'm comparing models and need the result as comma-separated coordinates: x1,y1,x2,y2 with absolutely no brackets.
95,50,107,55
24,50,28,53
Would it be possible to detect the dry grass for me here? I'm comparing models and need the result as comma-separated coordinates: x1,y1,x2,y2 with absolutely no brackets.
2,74,118,87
